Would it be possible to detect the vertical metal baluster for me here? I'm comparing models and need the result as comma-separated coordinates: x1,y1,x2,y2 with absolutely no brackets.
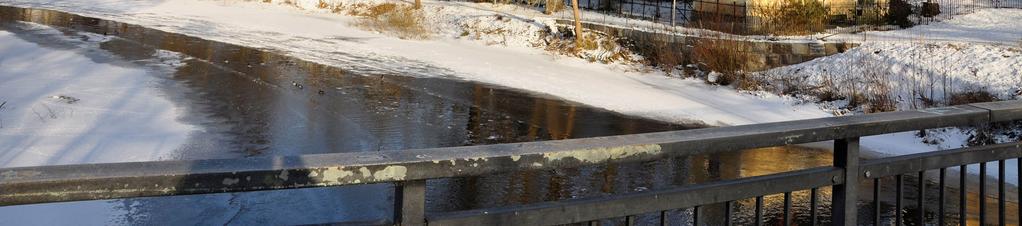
811,188,819,226
897,174,904,226
918,171,925,225
394,180,427,226
693,206,700,226
755,196,763,226
961,165,968,226
833,138,860,226
783,192,792,226
874,178,882,226
724,201,732,226
999,159,1006,226
626,215,636,226
661,210,669,226
939,168,946,226
981,162,987,226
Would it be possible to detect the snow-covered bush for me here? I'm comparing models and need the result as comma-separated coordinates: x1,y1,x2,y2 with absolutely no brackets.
760,42,1021,114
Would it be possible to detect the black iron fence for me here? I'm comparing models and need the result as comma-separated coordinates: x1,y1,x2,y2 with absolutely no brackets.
558,0,1021,34
2,100,1022,225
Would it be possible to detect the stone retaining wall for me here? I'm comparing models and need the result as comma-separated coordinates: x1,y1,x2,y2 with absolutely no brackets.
557,20,860,71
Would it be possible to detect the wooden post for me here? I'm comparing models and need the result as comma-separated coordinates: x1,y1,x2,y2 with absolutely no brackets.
414,0,421,9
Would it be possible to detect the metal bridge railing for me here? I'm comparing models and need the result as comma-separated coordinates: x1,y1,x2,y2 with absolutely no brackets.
1,100,1021,225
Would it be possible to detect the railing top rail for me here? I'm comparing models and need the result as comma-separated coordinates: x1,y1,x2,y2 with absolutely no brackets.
861,142,1022,179
0,101,1019,205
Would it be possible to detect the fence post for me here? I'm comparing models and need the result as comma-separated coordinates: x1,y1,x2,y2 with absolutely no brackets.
671,0,677,26
832,138,860,226
394,180,427,226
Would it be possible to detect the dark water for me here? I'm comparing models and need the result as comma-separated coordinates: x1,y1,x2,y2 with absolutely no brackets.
3,5,1000,226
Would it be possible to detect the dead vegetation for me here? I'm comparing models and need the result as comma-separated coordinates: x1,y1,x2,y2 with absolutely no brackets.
854,59,897,113
543,30,636,64
751,0,829,35
692,38,758,89
758,42,1008,115
544,0,565,14
351,3,431,39
645,38,683,74
255,0,431,39
948,91,998,105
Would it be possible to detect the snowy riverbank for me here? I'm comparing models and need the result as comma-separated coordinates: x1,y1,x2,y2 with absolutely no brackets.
0,22,193,167
0,0,1018,162
0,21,198,225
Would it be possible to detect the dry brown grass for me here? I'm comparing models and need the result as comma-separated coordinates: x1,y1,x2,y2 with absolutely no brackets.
751,0,829,35
692,38,758,89
544,0,564,14
543,31,634,64
628,36,683,74
649,39,682,74
352,3,430,39
948,91,997,105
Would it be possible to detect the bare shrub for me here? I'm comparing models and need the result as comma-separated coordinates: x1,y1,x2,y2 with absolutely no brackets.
317,0,329,9
543,30,635,64
544,0,564,14
648,38,683,74
752,0,829,35
692,38,757,89
838,56,895,113
354,3,430,39
859,60,896,113
948,91,997,105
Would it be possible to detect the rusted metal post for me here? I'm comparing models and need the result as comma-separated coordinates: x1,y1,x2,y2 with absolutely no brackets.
395,180,427,226
832,138,860,226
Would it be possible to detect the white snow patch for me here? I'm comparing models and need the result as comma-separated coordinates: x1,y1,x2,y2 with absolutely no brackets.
0,24,193,167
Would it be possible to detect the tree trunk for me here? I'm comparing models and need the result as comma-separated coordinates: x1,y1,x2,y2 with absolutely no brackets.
571,0,583,46
415,0,421,9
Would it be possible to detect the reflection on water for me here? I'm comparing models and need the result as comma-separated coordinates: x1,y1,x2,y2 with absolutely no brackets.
7,6,1006,226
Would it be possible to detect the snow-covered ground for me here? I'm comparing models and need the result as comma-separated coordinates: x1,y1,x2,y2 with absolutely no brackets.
0,22,193,167
757,9,1022,184
0,0,1017,167
0,22,196,225
0,0,1018,224
0,0,833,125
828,8,1022,44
